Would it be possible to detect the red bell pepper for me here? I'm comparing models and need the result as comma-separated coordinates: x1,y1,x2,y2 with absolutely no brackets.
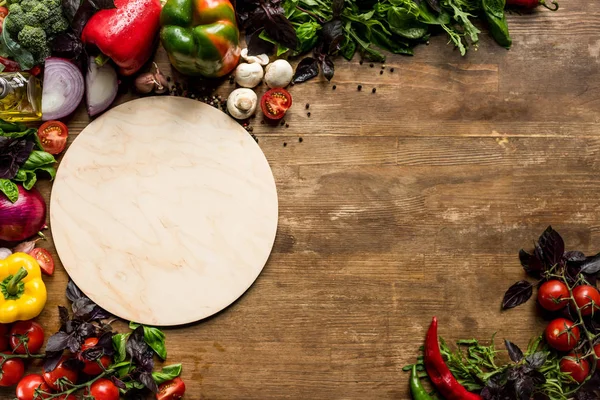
81,0,162,76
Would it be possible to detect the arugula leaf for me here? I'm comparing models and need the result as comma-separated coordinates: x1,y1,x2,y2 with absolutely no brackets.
0,179,18,203
152,364,182,385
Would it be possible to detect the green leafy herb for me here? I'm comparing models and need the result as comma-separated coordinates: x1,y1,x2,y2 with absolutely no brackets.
152,364,182,385
482,0,512,48
112,333,130,364
129,322,167,360
0,179,18,203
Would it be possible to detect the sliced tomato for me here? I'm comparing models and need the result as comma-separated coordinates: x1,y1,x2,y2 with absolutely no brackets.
29,248,54,276
37,121,68,155
260,88,292,121
157,377,186,400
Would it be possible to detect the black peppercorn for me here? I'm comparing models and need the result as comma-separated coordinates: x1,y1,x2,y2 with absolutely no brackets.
390,68,395,73
372,88,376,93
299,137,303,143
332,85,337,90
305,103,310,109
359,60,363,65
357,85,362,91
285,123,289,128
369,63,374,68
307,112,311,117
379,70,383,75
283,142,287,147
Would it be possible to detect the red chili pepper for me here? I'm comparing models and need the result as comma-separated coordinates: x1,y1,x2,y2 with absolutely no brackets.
27,65,42,76
0,56,21,72
81,0,162,76
424,317,482,400
506,0,559,11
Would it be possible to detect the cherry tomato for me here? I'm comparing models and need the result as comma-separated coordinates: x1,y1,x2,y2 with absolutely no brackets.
10,321,44,354
572,285,600,316
85,378,119,400
545,318,580,352
37,121,68,155
0,6,7,33
559,353,589,383
594,344,600,369
157,377,186,400
0,324,10,352
16,374,52,400
537,280,569,311
0,358,25,386
260,88,292,121
43,356,78,391
29,248,55,276
56,395,76,400
77,337,111,376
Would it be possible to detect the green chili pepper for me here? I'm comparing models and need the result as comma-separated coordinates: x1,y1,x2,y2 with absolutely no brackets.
482,0,512,48
410,364,433,400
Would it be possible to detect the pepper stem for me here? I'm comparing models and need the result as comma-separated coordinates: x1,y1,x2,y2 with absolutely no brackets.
540,0,559,11
6,267,27,296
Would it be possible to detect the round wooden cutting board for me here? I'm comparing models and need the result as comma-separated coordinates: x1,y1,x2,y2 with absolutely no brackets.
50,97,278,326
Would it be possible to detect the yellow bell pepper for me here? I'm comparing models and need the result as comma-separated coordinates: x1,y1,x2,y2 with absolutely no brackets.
0,253,47,323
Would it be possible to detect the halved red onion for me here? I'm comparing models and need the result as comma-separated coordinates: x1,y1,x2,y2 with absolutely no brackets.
42,57,85,121
86,56,118,117
0,184,46,242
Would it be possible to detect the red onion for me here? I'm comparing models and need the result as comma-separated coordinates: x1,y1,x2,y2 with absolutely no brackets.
86,56,118,116
42,58,85,121
0,184,47,242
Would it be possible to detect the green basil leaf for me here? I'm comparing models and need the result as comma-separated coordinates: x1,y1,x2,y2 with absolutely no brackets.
152,364,182,385
112,333,130,364
387,7,428,40
36,166,56,180
0,120,28,133
417,1,451,25
0,179,18,203
124,380,145,390
129,322,167,360
13,169,26,182
22,171,36,190
21,151,56,171
482,0,511,48
295,21,320,54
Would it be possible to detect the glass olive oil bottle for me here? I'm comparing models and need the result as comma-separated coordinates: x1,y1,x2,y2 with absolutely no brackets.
0,72,42,122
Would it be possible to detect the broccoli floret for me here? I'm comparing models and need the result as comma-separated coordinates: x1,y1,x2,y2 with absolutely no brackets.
30,3,49,21
41,0,60,11
4,5,25,34
42,12,67,35
17,25,48,55
19,0,37,12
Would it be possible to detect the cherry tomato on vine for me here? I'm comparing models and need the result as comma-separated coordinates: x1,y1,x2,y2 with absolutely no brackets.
545,318,580,352
572,285,600,316
157,377,186,400
42,356,78,390
559,353,589,383
0,358,25,386
56,394,76,400
594,344,600,369
0,323,10,352
85,378,119,400
16,374,52,400
29,248,55,276
77,337,111,375
537,280,569,311
37,121,68,155
10,321,44,354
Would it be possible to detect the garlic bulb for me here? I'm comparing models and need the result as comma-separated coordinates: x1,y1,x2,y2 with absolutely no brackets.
234,63,264,88
241,48,269,66
227,88,258,119
264,59,293,88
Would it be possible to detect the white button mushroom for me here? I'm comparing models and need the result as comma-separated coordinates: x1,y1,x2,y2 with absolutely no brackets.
264,59,293,88
227,88,258,120
235,63,264,88
241,48,270,66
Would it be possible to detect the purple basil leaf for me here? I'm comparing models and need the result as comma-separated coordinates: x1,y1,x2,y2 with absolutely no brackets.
565,251,586,262
66,280,84,302
76,322,97,339
73,297,98,319
0,138,34,180
67,334,83,353
89,305,112,321
46,332,71,352
525,352,546,369
293,57,319,83
81,346,103,361
62,0,78,22
127,325,151,369
580,253,600,275
537,226,564,267
264,13,298,50
426,0,441,12
519,249,543,276
504,340,523,362
51,32,84,61
321,19,343,54
332,0,344,17
98,331,115,356
63,358,85,372
515,376,534,400
43,351,63,372
112,377,127,389
247,31,275,56
529,370,546,385
321,55,334,81
58,306,70,326
502,281,533,310
138,371,158,393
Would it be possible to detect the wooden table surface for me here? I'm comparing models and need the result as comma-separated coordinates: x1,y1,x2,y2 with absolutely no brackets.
4,1,600,398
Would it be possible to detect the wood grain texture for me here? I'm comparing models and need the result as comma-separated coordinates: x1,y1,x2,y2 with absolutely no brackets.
1,3,599,398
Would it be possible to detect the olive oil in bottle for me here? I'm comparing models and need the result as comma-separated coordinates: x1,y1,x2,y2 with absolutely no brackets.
0,72,42,122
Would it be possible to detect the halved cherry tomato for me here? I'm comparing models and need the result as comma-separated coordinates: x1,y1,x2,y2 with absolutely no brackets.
260,88,292,121
37,121,68,155
10,320,45,354
545,318,580,352
42,356,78,391
0,324,10,352
85,378,119,400
16,374,52,400
571,285,600,316
77,337,111,375
0,358,25,386
157,377,186,400
559,353,589,383
29,248,54,276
